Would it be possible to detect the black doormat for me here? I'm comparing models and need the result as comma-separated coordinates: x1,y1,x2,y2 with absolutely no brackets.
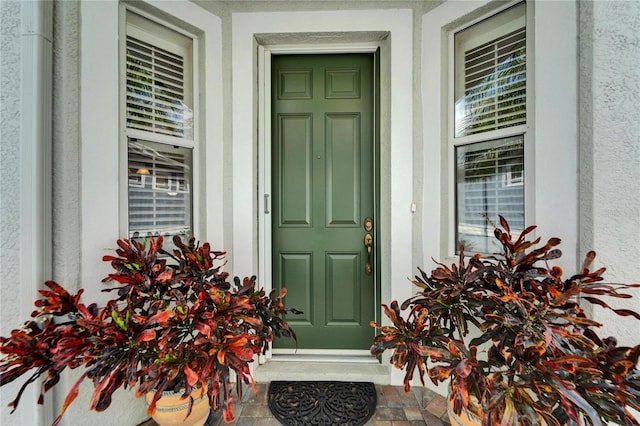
267,381,377,426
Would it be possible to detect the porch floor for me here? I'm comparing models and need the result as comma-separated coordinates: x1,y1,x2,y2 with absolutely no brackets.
139,358,452,425
140,382,452,425
208,382,452,425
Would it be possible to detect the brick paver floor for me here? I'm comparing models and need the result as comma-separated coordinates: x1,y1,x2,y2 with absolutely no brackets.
140,383,452,425
140,383,451,425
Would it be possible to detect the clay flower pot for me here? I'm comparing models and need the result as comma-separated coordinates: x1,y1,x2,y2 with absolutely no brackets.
145,386,210,426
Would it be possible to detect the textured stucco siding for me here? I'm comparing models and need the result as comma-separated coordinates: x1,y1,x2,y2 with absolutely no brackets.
0,3,21,326
579,0,640,347
52,0,81,293
0,1,146,425
51,1,147,425
0,1,27,425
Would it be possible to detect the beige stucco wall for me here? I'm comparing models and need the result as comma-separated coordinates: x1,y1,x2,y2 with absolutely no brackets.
0,2,28,425
579,0,640,347
0,0,22,343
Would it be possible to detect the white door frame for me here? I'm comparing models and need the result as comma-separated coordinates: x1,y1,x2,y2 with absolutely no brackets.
231,9,415,364
258,44,380,358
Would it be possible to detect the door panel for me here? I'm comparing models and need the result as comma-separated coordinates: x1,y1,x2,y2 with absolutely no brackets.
279,253,313,326
326,113,361,226
326,252,361,325
272,54,375,350
279,114,313,226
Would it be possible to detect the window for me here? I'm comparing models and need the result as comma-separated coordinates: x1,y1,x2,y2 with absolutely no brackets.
128,141,192,240
452,2,527,253
124,11,194,245
456,136,524,253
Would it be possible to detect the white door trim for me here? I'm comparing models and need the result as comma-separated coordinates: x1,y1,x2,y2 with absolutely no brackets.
231,10,415,374
258,44,380,360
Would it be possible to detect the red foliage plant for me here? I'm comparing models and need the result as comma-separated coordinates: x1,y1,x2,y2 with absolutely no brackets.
0,236,300,425
371,217,640,426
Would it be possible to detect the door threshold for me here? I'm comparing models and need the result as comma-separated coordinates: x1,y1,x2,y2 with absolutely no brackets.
272,348,372,357
269,353,379,364
253,357,389,384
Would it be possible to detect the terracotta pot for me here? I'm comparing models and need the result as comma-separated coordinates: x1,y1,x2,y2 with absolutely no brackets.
447,395,482,426
145,386,210,426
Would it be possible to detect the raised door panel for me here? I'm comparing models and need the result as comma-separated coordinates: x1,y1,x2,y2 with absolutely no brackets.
278,69,313,99
279,253,313,326
277,114,313,226
326,113,361,227
325,68,361,99
326,253,361,325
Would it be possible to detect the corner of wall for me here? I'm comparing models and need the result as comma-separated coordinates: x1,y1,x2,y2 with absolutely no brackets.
580,0,640,347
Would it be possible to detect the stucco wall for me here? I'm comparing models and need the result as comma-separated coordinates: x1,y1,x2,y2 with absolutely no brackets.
52,0,81,294
579,0,640,347
0,2,144,425
52,2,148,425
0,1,22,331
1,0,56,423
56,0,225,424
0,2,26,425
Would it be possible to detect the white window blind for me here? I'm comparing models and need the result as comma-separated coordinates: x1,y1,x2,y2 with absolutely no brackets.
452,3,527,255
456,136,524,253
128,140,192,239
126,35,193,139
454,3,526,137
124,11,195,244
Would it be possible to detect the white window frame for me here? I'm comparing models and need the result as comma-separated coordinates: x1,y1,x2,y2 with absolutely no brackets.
80,0,222,310
447,0,533,256
118,5,200,245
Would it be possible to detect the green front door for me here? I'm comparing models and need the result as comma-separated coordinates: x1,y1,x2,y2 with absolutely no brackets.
271,53,376,350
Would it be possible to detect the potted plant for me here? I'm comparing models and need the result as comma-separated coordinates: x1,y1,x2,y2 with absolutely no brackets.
371,217,640,425
0,236,300,425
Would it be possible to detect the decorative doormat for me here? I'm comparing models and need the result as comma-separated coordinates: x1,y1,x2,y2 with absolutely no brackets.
267,381,377,426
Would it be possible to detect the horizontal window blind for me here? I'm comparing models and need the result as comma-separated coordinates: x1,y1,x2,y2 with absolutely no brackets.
124,11,195,247
128,140,192,240
126,35,193,139
454,4,526,137
456,136,524,253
